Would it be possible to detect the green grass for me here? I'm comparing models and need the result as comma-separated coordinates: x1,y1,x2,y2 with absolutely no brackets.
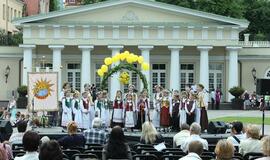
210,117,270,125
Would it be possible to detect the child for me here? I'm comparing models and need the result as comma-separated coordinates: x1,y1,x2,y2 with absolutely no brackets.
136,89,150,129
101,90,110,128
112,90,124,127
72,91,83,128
171,90,180,131
124,93,135,130
125,84,138,126
185,93,196,125
179,91,188,126
61,90,72,127
160,89,172,132
152,85,162,129
81,91,91,129
94,92,103,122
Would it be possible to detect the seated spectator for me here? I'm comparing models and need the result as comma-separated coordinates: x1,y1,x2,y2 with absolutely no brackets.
9,120,27,145
227,121,246,147
173,123,190,148
58,121,85,148
0,142,13,160
215,139,234,160
140,121,164,144
181,122,208,152
83,117,108,145
0,145,8,160
102,126,132,160
14,131,40,160
180,140,203,160
39,140,63,160
239,124,262,156
256,136,270,160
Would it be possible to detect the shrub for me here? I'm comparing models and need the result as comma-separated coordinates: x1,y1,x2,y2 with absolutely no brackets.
17,85,28,97
229,86,245,98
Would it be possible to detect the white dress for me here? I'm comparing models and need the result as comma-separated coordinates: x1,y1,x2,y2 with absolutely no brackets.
61,97,72,127
101,99,110,127
72,99,83,128
81,98,91,129
179,99,187,126
112,99,124,123
195,100,201,123
152,93,161,128
124,100,135,128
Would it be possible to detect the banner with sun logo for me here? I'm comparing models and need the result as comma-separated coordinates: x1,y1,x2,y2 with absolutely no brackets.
28,73,58,111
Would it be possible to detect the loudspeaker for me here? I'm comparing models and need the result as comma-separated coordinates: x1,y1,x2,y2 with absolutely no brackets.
256,79,270,95
0,120,13,135
208,121,227,134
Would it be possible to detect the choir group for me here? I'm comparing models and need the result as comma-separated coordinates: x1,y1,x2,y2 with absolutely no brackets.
60,83,209,132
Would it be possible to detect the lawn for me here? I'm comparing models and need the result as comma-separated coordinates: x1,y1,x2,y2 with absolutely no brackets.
210,117,270,125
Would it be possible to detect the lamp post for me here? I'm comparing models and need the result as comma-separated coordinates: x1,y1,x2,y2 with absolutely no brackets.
5,65,10,83
252,67,257,85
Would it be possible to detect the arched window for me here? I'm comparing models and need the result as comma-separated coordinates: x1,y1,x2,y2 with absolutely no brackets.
265,68,270,78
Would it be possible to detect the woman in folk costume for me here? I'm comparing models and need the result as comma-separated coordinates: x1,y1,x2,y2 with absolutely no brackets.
152,85,162,129
125,84,138,126
94,91,103,119
179,91,188,126
112,90,124,127
61,90,73,127
185,93,196,125
72,91,83,128
197,84,209,131
136,89,150,129
81,91,91,129
171,90,181,131
160,89,172,132
124,93,136,130
101,90,110,128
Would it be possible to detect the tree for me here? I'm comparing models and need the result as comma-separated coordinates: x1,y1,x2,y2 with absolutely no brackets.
82,0,106,5
49,0,56,11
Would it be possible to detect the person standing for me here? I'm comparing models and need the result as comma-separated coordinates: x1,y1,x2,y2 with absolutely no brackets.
124,93,135,130
171,90,180,132
185,93,196,125
152,85,162,129
61,90,72,127
101,90,110,128
179,91,188,127
58,82,71,126
215,88,222,110
160,89,172,132
136,89,150,129
125,85,138,127
112,90,124,128
72,91,83,129
210,89,215,110
81,92,91,129
197,84,209,131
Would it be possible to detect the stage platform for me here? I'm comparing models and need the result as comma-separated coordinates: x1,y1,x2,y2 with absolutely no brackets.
18,127,230,147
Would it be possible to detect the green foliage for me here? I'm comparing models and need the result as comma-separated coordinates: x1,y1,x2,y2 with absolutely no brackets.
0,30,23,46
229,86,245,98
17,85,28,97
49,0,56,11
210,116,270,125
82,0,106,5
101,63,148,92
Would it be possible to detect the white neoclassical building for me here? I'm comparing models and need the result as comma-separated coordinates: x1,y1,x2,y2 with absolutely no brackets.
1,0,270,102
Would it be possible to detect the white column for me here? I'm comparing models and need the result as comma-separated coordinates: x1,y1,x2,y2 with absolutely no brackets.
226,46,241,102
19,44,35,85
139,45,153,91
108,45,123,100
79,45,94,92
197,46,213,91
169,46,183,91
49,45,64,98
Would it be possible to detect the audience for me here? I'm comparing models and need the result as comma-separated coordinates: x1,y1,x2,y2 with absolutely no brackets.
14,131,40,160
0,146,8,160
39,140,63,160
0,142,13,160
58,121,85,148
9,120,27,145
180,140,203,160
215,140,234,160
239,124,262,156
140,121,164,144
102,126,132,160
256,136,270,160
181,122,208,152
173,123,190,148
227,121,246,147
83,117,108,145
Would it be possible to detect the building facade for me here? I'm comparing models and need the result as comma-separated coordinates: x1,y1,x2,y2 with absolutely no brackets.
23,0,50,16
0,0,24,33
1,0,270,102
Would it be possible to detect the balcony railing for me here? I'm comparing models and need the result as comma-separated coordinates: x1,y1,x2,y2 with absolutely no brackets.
239,41,270,47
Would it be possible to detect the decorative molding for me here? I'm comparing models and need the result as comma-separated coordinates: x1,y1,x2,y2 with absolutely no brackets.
98,25,104,39
23,26,31,39
143,26,149,39
202,26,208,40
82,25,90,39
68,25,75,39
187,26,194,40
128,26,135,39
216,26,223,40
53,25,61,39
38,25,46,39
157,26,164,39
172,26,180,39
121,10,139,22
112,25,119,39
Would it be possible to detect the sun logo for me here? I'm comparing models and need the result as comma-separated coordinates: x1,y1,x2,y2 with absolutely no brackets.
32,78,54,99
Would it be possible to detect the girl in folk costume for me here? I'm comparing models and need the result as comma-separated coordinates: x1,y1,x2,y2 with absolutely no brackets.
112,90,124,127
81,91,91,129
160,89,172,132
179,91,188,126
197,84,209,131
101,90,110,128
171,90,181,131
94,91,103,119
185,93,196,125
61,90,73,127
152,85,162,129
72,91,83,128
136,89,150,129
124,93,136,130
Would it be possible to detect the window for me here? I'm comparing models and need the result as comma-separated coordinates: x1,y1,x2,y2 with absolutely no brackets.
2,4,5,20
180,64,194,91
67,63,81,91
209,63,223,100
95,64,102,90
14,9,17,18
152,64,166,93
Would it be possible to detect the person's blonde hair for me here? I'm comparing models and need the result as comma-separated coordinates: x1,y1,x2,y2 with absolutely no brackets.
215,140,234,160
67,121,78,135
246,124,260,139
141,121,158,144
262,136,270,156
